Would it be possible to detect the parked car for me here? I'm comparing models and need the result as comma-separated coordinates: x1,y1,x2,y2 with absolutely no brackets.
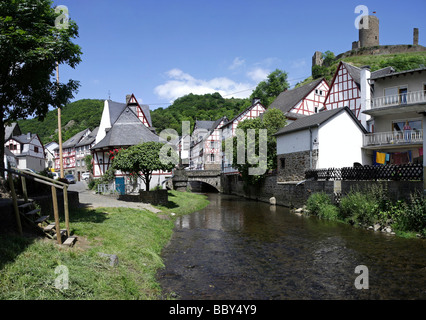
81,172,90,180
23,168,37,174
65,174,76,184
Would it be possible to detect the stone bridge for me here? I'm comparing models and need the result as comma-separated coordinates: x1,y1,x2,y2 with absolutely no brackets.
171,169,222,192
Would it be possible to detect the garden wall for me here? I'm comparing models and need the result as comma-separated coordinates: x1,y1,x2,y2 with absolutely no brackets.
221,174,423,208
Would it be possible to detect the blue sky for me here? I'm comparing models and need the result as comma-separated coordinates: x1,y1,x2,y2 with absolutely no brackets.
54,0,426,109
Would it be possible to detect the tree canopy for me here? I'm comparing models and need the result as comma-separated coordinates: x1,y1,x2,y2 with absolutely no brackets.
250,69,290,107
111,142,178,191
229,108,287,185
0,0,82,170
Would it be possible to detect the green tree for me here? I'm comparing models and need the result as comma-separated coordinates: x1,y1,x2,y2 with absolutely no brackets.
112,142,178,191
229,108,286,185
0,0,82,173
250,69,290,107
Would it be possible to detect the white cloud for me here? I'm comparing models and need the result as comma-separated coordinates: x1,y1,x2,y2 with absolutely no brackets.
154,68,253,102
246,67,269,82
229,57,246,70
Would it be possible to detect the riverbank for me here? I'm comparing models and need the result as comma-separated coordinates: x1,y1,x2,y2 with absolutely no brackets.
0,190,209,299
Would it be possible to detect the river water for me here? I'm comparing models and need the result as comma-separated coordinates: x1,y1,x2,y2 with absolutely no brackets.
157,193,426,300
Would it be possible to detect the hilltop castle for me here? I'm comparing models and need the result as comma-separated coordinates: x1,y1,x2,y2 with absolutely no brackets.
312,15,426,70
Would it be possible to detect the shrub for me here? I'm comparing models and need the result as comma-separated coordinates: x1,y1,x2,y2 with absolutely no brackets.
306,192,332,216
318,203,340,221
395,192,426,236
339,191,377,226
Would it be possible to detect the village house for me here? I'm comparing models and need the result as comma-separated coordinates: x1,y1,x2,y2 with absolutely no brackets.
189,117,228,171
92,94,171,192
74,127,98,181
44,141,59,170
275,107,368,182
362,66,426,167
5,122,45,173
269,78,330,123
54,128,91,176
221,99,266,174
324,61,394,129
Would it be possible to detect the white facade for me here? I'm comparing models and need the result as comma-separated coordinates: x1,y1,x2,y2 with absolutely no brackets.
5,134,45,172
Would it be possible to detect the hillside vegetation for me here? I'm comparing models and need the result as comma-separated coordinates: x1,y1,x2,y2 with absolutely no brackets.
18,99,104,144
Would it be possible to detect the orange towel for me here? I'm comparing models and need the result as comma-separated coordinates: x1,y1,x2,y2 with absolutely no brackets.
376,152,386,164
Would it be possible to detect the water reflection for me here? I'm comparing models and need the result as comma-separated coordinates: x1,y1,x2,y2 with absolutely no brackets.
158,193,426,300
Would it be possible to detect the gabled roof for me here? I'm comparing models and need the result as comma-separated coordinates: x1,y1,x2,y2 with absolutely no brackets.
75,127,99,147
222,100,266,128
275,106,367,136
340,62,395,87
5,123,21,141
58,128,91,150
194,120,215,131
92,107,160,149
269,78,326,115
108,101,128,125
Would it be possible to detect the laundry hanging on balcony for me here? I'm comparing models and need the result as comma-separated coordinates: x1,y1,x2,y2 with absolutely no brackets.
376,152,386,164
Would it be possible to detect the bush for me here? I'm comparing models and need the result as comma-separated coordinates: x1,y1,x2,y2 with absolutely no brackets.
395,192,426,236
306,192,332,216
318,203,340,221
339,191,377,225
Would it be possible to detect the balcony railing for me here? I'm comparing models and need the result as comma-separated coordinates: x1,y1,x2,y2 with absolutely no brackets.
364,130,423,147
370,90,426,109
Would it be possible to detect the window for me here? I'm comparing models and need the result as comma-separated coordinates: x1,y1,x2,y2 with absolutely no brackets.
34,146,39,153
210,141,215,149
280,158,285,169
210,154,215,162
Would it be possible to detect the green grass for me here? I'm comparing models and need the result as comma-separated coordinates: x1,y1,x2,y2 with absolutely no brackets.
0,190,209,300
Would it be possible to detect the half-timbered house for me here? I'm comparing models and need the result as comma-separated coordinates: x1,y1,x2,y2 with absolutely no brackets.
92,95,171,192
324,61,394,128
269,78,329,123
221,99,266,174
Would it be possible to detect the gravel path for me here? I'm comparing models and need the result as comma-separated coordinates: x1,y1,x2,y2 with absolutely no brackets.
69,181,162,213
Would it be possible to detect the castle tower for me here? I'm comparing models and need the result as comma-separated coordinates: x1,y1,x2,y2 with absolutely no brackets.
359,15,379,48
413,28,419,45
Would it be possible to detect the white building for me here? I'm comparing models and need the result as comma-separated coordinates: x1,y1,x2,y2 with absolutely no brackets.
5,132,45,172
275,107,368,182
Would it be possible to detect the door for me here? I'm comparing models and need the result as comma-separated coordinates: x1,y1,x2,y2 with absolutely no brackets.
115,177,125,195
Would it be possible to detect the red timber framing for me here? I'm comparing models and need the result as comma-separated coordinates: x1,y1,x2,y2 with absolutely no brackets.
127,93,151,128
324,62,361,120
230,102,266,136
204,119,226,164
289,80,329,117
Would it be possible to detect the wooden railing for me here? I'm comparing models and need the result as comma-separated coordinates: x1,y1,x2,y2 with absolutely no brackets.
1,167,70,244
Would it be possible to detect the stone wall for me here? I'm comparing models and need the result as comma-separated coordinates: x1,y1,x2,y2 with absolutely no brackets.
118,189,169,205
222,173,423,208
277,150,318,183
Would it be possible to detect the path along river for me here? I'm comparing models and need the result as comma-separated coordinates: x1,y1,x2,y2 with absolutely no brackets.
157,193,426,300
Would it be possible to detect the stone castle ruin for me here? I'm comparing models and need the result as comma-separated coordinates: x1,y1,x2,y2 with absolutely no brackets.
312,15,426,69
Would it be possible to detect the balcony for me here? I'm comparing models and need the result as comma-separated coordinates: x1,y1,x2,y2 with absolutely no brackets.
370,90,426,109
363,130,423,148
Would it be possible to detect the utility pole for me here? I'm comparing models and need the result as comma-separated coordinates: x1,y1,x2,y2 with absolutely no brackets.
56,61,64,178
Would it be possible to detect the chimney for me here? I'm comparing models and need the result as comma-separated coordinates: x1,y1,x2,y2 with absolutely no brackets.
126,94,131,104
360,66,371,130
413,28,419,46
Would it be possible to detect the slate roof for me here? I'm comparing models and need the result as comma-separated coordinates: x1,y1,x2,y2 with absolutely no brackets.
194,120,215,131
369,66,426,80
269,78,325,115
341,62,395,87
56,128,90,150
75,127,99,147
10,133,34,144
93,107,160,149
108,100,127,125
5,123,21,141
275,106,367,136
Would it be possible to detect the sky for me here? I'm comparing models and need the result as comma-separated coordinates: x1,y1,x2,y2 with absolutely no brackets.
53,0,426,109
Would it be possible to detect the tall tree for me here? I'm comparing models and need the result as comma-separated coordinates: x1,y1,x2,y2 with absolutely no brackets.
250,69,289,107
0,0,82,174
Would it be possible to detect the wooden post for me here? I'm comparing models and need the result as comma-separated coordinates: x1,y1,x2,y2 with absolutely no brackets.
21,176,28,203
51,185,62,244
8,173,22,235
63,185,70,237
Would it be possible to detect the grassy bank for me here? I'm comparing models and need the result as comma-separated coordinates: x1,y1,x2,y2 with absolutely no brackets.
305,186,426,238
0,190,209,300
